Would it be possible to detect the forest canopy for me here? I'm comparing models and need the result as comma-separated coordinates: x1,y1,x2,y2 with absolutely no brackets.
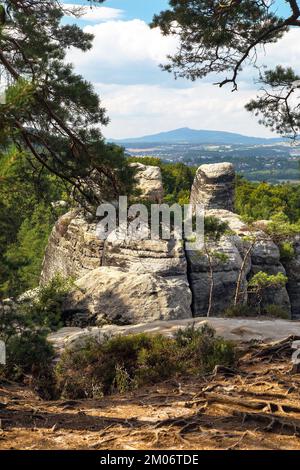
0,0,133,208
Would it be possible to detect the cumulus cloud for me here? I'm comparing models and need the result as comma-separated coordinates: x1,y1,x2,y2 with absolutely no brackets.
63,4,123,22
96,82,273,139
66,16,300,87
257,28,300,70
66,19,178,80
64,14,300,138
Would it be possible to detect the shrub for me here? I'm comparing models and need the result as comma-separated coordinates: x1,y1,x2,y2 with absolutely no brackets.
22,275,74,332
224,302,289,319
56,333,179,398
248,271,288,315
263,304,290,319
175,323,236,374
279,242,295,262
224,304,258,318
3,331,56,398
56,325,236,399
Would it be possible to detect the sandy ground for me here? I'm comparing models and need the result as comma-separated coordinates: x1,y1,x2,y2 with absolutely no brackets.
1,336,300,450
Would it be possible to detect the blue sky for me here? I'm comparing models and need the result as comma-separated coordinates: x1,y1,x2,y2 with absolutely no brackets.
67,0,291,22
66,0,169,22
76,0,170,22
63,1,300,139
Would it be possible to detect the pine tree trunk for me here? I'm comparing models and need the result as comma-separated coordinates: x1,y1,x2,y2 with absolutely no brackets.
207,254,214,317
234,241,255,306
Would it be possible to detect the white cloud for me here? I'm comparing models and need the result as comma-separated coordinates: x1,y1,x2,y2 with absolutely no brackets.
257,28,300,70
65,15,300,139
67,19,177,68
96,82,274,139
63,4,123,22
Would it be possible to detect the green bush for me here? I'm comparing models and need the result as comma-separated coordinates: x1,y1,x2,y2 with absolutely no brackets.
0,148,69,298
224,302,289,319
279,242,295,261
56,325,236,399
263,304,290,319
133,334,179,387
175,323,236,374
248,271,288,315
235,177,300,223
5,331,54,378
224,304,258,318
3,331,56,399
22,275,74,332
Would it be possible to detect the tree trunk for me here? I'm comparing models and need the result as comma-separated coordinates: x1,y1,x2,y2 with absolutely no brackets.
207,253,214,317
234,241,256,306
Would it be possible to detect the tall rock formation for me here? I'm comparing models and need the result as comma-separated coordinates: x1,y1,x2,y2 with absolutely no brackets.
188,161,292,317
39,160,299,324
40,163,193,324
190,162,235,211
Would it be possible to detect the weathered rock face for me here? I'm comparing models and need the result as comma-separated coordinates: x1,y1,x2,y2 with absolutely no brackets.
39,163,192,325
103,232,186,277
186,208,291,317
190,162,235,211
40,210,104,285
282,237,300,319
48,317,300,354
63,267,192,325
39,161,298,324
186,235,250,316
130,162,164,203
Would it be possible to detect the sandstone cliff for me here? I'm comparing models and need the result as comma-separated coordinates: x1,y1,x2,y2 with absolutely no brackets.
39,161,300,325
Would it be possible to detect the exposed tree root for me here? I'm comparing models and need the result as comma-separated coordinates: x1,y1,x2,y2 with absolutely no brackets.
250,336,300,361
2,336,300,450
233,410,300,436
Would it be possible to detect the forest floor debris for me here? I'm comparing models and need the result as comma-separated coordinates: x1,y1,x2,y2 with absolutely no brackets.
1,336,300,450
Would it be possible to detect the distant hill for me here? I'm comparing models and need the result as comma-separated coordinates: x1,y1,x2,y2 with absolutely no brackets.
110,127,283,145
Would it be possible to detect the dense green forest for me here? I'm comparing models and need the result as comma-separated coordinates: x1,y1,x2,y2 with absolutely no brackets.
0,148,68,297
235,177,300,223
1,152,300,299
0,0,132,298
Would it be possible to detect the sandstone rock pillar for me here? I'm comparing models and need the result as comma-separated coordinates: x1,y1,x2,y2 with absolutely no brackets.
190,162,235,211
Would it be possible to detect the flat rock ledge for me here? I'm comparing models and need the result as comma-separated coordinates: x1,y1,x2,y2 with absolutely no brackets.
49,317,300,354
